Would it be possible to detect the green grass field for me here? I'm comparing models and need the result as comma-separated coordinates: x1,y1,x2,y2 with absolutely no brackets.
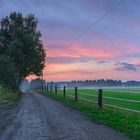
0,86,21,111
60,88,140,112
108,87,140,92
39,87,140,140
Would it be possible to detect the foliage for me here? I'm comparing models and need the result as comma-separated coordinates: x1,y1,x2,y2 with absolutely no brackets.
0,86,21,113
55,80,140,88
0,12,46,90
0,56,18,89
30,78,46,89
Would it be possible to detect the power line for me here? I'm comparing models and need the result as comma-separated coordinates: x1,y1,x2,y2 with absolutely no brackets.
56,0,126,58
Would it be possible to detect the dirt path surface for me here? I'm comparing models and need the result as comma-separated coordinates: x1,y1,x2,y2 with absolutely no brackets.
0,92,129,140
0,106,19,135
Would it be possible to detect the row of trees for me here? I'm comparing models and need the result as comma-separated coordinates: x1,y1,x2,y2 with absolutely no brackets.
51,80,140,88
70,79,122,87
30,78,46,90
0,12,46,90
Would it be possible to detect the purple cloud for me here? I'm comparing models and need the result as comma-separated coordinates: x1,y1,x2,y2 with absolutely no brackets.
47,56,91,64
114,62,137,71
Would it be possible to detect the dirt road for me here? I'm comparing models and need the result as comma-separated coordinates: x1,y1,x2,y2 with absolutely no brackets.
0,92,129,140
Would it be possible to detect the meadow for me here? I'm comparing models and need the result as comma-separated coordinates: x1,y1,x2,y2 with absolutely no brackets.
62,88,140,112
40,86,140,140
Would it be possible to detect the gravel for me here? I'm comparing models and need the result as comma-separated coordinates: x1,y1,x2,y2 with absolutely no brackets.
0,92,130,140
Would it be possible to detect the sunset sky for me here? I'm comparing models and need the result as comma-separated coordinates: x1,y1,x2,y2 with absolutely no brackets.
1,0,140,81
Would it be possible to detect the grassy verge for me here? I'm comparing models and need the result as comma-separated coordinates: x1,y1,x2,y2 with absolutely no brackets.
0,86,21,111
0,86,21,132
39,90,140,140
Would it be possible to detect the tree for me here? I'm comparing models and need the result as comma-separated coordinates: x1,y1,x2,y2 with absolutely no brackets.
0,12,46,90
30,78,46,90
0,56,18,90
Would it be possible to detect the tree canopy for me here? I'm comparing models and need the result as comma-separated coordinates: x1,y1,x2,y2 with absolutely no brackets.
0,12,46,90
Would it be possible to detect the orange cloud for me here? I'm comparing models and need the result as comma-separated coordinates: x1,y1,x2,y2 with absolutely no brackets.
28,36,140,81
43,69,140,81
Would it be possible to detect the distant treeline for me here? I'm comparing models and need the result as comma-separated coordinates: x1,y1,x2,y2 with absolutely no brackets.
53,79,140,88
30,78,46,89
29,78,140,89
70,79,122,87
123,81,140,87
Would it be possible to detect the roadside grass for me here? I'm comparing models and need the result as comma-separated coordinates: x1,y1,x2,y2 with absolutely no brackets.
0,86,21,111
0,86,21,132
38,90,140,140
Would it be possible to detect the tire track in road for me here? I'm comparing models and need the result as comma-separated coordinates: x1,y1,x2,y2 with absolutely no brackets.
1,92,129,140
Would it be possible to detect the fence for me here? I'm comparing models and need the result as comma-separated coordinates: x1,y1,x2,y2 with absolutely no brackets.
42,85,140,113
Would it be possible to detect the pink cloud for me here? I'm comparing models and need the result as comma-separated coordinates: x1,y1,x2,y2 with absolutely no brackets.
44,35,140,63
31,35,140,81
131,61,140,66
43,69,140,81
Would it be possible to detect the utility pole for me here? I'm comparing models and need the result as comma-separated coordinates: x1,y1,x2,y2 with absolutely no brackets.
41,70,44,90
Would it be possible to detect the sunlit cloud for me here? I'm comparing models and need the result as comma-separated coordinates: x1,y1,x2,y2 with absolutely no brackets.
1,0,140,81
45,35,140,64
131,61,140,66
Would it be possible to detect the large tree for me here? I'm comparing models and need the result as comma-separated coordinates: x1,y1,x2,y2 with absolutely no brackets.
0,12,46,90
0,55,18,89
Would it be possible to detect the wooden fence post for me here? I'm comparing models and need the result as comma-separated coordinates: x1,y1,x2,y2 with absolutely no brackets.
47,85,49,92
75,87,78,102
98,89,103,109
42,84,43,90
63,86,66,98
50,85,52,93
55,86,57,94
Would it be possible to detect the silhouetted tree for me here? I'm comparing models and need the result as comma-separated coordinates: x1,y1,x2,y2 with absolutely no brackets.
0,12,46,90
0,56,18,89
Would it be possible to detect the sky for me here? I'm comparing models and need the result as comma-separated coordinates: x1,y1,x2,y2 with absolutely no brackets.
0,0,140,81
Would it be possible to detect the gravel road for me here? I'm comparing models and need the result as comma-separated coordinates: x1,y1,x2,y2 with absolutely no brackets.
0,92,129,140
